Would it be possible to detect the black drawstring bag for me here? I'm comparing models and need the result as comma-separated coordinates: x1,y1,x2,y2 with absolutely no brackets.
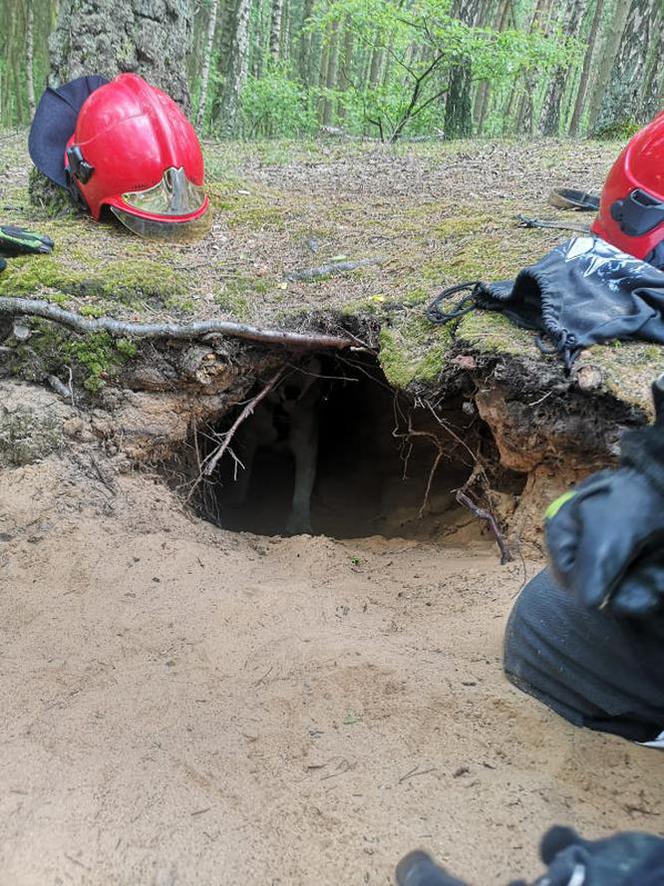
428,236,664,368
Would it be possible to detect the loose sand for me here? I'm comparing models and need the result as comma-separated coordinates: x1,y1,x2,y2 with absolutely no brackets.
1,459,662,886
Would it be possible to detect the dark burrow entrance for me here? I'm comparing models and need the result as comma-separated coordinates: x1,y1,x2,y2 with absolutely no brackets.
182,352,524,540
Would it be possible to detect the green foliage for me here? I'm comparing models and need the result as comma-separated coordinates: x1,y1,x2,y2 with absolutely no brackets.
240,67,318,137
593,120,642,141
312,0,575,141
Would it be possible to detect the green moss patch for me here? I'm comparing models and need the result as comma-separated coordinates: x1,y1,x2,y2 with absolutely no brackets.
379,315,453,389
0,255,187,306
208,181,288,229
456,311,540,358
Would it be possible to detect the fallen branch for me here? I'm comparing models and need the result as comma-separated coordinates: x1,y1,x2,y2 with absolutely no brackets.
284,258,382,282
456,490,513,565
203,367,286,478
0,296,355,351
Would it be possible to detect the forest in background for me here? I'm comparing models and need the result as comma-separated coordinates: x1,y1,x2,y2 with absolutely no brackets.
1,0,663,141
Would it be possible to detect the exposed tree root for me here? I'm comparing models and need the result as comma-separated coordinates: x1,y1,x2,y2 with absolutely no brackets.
456,490,513,565
0,297,357,351
203,367,286,477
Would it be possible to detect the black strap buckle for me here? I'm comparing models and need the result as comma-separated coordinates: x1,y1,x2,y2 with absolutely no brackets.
610,188,664,237
66,145,94,184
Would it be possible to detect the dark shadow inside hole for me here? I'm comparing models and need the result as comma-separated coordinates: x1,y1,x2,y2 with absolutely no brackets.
197,353,496,539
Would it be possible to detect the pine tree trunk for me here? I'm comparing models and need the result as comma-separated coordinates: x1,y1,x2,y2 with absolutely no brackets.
269,0,284,60
219,0,251,134
48,0,194,111
474,0,511,132
368,44,383,87
593,0,662,134
298,0,315,82
281,0,290,63
26,0,36,119
585,0,630,129
336,23,354,121
196,0,221,130
539,0,588,136
640,27,664,122
511,0,553,134
569,0,605,135
444,0,483,138
322,19,340,127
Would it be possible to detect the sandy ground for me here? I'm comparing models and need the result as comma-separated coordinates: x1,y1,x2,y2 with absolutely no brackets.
1,458,663,886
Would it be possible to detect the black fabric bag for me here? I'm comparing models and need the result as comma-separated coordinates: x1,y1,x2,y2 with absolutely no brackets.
428,236,664,367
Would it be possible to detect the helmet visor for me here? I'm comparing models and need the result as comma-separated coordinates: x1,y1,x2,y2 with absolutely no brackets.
110,201,212,242
121,166,206,216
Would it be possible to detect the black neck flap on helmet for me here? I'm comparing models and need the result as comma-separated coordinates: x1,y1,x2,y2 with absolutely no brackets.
28,76,109,190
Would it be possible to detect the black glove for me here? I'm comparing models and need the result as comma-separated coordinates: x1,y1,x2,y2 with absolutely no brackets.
525,826,664,886
395,827,664,886
545,374,664,616
395,851,468,886
0,224,54,257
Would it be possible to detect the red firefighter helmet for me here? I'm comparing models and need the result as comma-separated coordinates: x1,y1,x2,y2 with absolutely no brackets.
63,73,211,241
591,111,664,269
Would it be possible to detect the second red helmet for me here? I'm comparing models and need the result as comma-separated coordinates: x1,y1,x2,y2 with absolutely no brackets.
592,111,664,269
64,73,211,241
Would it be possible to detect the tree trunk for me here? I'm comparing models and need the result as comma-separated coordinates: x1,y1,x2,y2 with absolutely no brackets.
219,0,251,134
269,0,284,60
196,0,221,130
585,0,630,129
539,0,588,136
297,0,315,82
368,44,383,87
48,0,194,111
26,0,36,119
444,0,483,138
511,0,553,134
322,19,340,127
336,22,354,121
569,0,605,135
593,0,662,135
474,0,511,133
641,28,664,122
280,0,290,63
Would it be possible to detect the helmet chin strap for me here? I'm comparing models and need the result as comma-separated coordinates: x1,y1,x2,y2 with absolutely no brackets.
64,169,91,213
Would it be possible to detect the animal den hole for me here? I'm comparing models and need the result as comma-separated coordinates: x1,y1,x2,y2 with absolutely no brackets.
192,354,483,540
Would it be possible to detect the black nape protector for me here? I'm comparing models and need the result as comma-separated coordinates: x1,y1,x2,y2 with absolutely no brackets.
28,75,109,188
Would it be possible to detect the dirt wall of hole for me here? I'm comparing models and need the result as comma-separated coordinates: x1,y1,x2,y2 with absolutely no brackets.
66,337,647,548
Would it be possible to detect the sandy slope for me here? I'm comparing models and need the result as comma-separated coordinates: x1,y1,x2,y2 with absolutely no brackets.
0,460,662,886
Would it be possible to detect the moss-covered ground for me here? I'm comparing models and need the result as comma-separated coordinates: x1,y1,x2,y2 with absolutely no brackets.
1,131,661,404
